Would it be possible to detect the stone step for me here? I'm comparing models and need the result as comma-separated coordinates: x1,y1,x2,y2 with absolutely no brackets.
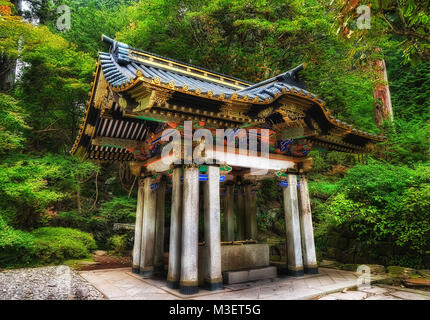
223,266,277,284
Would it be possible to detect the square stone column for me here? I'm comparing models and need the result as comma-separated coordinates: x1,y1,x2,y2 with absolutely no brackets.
223,183,235,241
154,176,166,273
139,175,157,277
203,165,223,291
180,165,200,295
167,167,182,289
298,175,318,274
283,174,304,277
132,178,144,274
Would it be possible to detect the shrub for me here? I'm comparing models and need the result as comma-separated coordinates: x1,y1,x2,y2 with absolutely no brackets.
31,227,97,264
98,196,137,223
314,161,430,268
89,196,136,246
309,180,339,199
108,234,128,255
0,216,36,268
32,227,96,251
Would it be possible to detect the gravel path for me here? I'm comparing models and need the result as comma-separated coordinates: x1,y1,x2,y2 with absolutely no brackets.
0,266,105,300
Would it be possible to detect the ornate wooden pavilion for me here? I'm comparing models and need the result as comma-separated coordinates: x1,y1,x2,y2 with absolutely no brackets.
71,35,383,295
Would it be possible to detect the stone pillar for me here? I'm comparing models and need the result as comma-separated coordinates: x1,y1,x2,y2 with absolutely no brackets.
244,182,257,239
236,183,246,240
223,184,235,241
139,175,157,277
203,166,223,291
132,178,144,273
180,166,200,295
167,167,182,288
283,174,304,277
154,177,166,273
298,175,318,274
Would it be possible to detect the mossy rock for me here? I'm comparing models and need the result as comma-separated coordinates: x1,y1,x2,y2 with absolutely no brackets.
64,258,97,270
387,266,420,279
271,255,281,261
338,263,360,272
319,259,339,268
418,270,430,278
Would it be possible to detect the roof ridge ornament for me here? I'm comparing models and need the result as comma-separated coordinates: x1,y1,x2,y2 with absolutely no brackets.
236,62,307,94
101,34,130,65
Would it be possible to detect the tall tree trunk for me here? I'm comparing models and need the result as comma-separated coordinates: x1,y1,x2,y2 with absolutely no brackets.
0,0,22,92
373,58,394,127
0,56,16,92
77,183,82,213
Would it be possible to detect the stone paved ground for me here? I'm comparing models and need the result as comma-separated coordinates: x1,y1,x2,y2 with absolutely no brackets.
2,266,429,300
318,285,430,300
78,267,429,300
0,266,105,300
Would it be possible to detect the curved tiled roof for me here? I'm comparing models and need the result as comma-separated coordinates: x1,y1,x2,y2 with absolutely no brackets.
99,35,318,103
71,35,385,161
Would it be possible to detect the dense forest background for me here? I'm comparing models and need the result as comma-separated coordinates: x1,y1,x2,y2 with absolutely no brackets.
0,0,429,269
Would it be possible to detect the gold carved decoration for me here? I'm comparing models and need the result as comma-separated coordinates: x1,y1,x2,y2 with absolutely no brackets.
93,73,109,109
134,90,172,112
328,126,350,138
310,118,320,131
118,96,127,109
277,103,306,121
301,157,314,173
84,124,95,137
219,103,250,120
257,107,273,119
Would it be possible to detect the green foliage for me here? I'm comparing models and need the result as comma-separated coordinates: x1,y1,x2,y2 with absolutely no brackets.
98,196,137,222
108,234,128,255
381,119,430,165
332,0,430,63
339,161,429,207
309,180,339,199
0,94,29,155
256,179,281,207
0,216,36,268
386,52,430,122
314,162,430,267
0,154,98,229
32,227,96,251
31,227,96,264
0,219,96,268
15,39,93,153
88,196,136,245
0,0,93,153
50,196,136,247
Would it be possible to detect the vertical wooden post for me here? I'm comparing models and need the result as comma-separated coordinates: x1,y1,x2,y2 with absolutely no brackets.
244,182,257,240
244,183,257,239
283,174,304,277
203,166,223,291
236,182,245,240
167,167,182,289
298,175,318,274
154,177,166,273
224,184,235,241
139,175,157,277
180,165,200,295
132,178,144,273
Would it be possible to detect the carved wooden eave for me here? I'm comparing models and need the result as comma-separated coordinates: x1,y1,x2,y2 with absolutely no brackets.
71,34,385,163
